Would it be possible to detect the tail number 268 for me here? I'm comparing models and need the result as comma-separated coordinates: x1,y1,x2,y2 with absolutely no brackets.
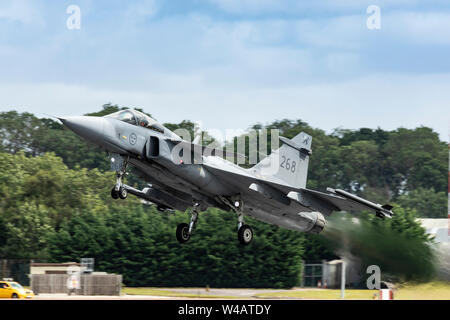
280,156,296,173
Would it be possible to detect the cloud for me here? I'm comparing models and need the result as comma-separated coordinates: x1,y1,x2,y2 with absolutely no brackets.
1,2,449,143
206,0,427,15
207,0,284,14
0,0,44,25
125,0,158,19
1,73,448,142
200,11,450,49
385,12,450,45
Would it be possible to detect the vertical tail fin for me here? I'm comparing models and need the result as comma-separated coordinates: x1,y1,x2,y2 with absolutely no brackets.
250,132,312,189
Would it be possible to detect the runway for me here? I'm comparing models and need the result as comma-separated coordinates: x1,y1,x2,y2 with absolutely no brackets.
6,288,329,300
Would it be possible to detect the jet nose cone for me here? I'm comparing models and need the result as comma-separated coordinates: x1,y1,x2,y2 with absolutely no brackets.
60,116,107,144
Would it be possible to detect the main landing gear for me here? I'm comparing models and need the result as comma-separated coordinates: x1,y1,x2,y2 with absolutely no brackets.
110,154,128,200
175,198,253,245
233,200,253,246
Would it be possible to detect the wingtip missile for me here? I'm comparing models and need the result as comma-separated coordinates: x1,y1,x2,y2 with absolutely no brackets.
327,187,394,219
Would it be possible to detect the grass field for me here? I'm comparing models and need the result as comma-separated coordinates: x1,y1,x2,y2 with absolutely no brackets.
122,287,238,299
254,289,378,300
254,282,450,300
394,282,450,300
123,281,450,300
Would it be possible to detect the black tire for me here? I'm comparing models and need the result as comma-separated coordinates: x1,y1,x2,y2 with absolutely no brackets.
238,225,253,245
119,187,128,200
11,293,19,299
111,187,119,199
176,223,190,244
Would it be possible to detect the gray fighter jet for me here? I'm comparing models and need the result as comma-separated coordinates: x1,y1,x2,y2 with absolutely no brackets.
59,109,394,245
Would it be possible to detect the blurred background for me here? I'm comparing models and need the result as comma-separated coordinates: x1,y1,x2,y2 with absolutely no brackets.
0,0,449,297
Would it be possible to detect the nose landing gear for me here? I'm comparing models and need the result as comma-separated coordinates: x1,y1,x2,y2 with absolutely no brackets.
110,153,129,200
111,186,128,200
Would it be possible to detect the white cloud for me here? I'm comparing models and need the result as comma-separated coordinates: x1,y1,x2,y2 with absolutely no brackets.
2,9,449,91
125,0,158,19
207,0,284,14
385,12,450,45
1,73,448,142
200,5,450,48
0,0,44,25
204,11,450,49
1,2,449,143
206,0,425,15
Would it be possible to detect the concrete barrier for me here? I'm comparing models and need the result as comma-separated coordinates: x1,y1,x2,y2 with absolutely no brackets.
31,274,122,296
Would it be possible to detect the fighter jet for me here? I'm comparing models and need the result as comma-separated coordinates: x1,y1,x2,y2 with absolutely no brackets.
58,109,394,245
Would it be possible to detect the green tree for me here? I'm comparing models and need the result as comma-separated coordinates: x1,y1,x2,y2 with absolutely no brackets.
3,202,53,259
0,151,136,259
0,111,45,155
383,127,447,195
333,127,389,147
47,207,305,288
337,140,380,195
397,188,448,218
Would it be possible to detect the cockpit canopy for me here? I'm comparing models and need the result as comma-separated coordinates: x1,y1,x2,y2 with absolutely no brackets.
105,109,165,134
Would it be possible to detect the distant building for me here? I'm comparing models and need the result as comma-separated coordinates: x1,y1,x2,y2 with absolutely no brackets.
30,262,81,275
29,262,122,295
302,259,359,289
417,218,450,280
417,219,450,244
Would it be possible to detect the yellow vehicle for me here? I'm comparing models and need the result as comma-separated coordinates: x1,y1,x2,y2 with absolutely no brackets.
0,280,34,299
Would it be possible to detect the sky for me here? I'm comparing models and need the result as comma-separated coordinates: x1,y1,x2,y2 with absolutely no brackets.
0,0,449,142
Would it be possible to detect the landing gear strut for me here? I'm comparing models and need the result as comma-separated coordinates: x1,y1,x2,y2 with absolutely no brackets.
110,153,128,200
234,200,253,245
220,196,254,245
176,202,200,244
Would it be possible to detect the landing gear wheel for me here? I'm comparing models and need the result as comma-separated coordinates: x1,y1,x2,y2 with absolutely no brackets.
118,187,128,199
111,187,119,199
176,223,191,244
238,224,253,245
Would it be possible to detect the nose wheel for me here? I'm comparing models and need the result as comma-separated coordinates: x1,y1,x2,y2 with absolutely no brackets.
110,153,129,200
111,186,127,200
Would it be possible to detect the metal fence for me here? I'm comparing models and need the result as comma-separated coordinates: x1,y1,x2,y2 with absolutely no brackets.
0,259,31,286
302,263,324,287
31,274,122,296
301,260,346,288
